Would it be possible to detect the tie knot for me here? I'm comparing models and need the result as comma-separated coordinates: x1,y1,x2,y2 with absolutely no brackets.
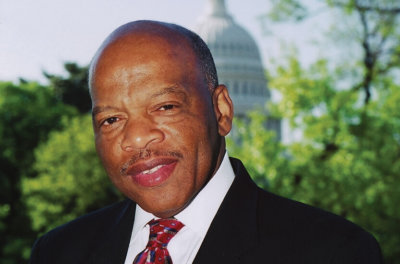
147,218,184,249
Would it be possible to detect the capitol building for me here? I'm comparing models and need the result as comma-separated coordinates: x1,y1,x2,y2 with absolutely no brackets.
194,0,281,139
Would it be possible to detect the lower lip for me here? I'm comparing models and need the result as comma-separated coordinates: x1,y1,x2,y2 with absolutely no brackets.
130,162,177,187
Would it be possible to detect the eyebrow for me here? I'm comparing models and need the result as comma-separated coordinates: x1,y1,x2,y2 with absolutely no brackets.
92,86,189,118
91,106,119,118
150,86,188,102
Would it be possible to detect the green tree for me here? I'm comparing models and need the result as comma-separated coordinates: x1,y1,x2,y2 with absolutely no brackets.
266,0,400,104
44,62,91,113
280,57,399,261
0,81,77,263
22,115,122,234
230,1,400,262
0,63,105,263
229,56,400,263
227,112,290,190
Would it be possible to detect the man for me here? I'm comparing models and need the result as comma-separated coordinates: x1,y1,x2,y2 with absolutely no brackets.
29,20,382,263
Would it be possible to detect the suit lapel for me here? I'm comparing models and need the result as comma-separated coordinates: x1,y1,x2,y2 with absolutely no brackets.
193,158,259,264
88,199,136,264
86,158,259,264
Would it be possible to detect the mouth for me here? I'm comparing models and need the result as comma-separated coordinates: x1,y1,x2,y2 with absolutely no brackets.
126,158,178,187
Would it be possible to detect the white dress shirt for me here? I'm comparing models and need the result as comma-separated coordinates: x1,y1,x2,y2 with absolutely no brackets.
123,152,235,264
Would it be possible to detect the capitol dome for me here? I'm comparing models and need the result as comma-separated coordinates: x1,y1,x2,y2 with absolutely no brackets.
194,0,271,117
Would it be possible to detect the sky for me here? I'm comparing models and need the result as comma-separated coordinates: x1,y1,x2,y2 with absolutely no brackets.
0,0,326,83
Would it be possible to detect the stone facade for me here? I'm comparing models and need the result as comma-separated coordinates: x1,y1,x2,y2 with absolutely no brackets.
194,0,281,139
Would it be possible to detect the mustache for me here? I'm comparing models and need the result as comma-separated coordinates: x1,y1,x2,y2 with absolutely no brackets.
120,149,183,175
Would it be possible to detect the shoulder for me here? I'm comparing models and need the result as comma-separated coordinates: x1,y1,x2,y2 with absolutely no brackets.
41,199,132,242
229,157,382,263
255,188,383,263
30,199,134,263
257,189,368,239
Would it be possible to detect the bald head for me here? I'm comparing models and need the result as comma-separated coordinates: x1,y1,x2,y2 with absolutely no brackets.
89,20,218,95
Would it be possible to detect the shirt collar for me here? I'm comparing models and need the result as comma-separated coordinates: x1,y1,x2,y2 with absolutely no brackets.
132,152,235,238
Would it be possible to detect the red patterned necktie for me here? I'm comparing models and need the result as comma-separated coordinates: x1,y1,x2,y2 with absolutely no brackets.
133,218,184,264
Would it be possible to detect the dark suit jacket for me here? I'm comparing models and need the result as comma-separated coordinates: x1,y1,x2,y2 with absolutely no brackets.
29,158,383,263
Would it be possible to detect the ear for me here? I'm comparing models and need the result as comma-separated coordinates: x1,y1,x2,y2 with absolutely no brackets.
212,84,234,136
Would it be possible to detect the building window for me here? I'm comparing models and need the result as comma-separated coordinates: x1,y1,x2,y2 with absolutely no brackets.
243,83,248,95
233,82,239,94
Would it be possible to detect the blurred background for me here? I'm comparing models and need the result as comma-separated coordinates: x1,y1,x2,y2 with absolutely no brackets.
1,0,399,263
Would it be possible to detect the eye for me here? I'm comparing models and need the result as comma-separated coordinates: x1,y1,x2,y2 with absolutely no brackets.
159,104,175,111
102,116,119,126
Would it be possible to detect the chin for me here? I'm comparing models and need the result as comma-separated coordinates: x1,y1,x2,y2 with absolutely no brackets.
142,195,189,217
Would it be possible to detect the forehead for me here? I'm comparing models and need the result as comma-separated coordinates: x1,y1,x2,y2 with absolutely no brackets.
94,28,197,70
93,31,200,86
89,28,210,107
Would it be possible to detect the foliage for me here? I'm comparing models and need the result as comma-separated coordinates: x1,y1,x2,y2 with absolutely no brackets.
0,81,77,263
266,0,400,104
231,1,400,261
267,0,308,21
227,112,290,190
0,63,105,263
22,115,122,233
283,57,399,261
44,62,91,113
229,56,400,263
247,1,400,263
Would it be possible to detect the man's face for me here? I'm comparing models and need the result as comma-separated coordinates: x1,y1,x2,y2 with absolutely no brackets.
90,31,227,218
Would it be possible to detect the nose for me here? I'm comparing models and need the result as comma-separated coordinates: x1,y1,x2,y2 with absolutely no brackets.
120,118,165,151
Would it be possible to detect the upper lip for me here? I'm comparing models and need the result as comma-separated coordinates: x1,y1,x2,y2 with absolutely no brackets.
126,157,178,177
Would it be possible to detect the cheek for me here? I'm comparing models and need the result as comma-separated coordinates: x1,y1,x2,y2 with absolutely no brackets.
95,135,122,172
179,120,216,171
